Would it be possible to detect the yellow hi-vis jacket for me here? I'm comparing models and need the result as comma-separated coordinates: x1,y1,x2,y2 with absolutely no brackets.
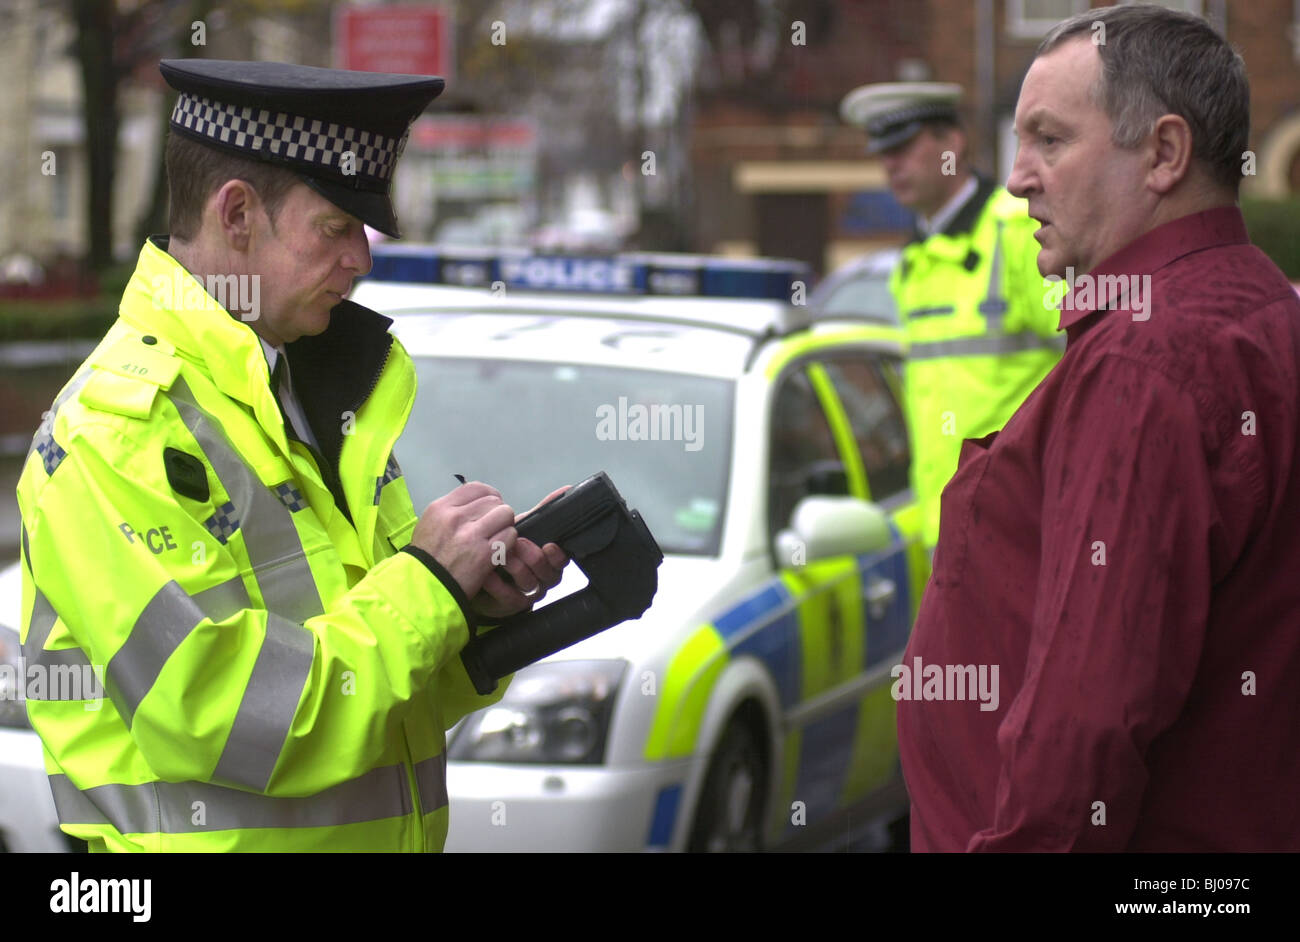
890,177,1065,551
16,237,504,851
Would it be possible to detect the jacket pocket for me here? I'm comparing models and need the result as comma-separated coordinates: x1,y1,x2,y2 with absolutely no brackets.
931,430,999,589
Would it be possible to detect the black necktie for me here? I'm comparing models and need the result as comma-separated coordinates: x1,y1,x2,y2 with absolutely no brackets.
269,353,302,443
270,352,286,397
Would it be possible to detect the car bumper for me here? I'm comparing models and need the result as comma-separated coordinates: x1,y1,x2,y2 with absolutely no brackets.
0,726,66,852
445,758,695,852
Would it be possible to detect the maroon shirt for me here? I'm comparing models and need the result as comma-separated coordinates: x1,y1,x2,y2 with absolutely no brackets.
898,206,1300,851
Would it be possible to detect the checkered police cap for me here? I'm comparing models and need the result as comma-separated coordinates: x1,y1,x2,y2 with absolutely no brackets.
160,59,445,238
840,82,962,155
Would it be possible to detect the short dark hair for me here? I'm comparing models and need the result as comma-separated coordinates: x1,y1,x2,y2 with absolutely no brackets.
1037,3,1250,192
165,131,302,240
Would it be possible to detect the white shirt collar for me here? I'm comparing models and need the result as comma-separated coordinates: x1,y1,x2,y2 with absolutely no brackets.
919,174,978,237
258,336,284,375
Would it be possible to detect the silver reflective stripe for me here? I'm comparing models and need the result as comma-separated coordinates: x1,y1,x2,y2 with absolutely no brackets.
978,219,1008,329
106,577,251,725
909,332,1065,360
22,589,102,700
21,588,58,660
905,305,954,319
167,380,324,623
212,614,314,791
413,752,449,812
48,763,414,834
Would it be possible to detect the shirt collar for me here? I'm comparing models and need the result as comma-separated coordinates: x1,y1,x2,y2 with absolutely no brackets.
1057,205,1249,332
919,174,979,237
259,336,285,377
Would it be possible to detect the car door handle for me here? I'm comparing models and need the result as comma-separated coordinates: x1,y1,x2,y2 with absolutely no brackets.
864,574,896,621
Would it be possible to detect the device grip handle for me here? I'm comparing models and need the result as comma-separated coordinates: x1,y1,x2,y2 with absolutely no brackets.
460,589,613,696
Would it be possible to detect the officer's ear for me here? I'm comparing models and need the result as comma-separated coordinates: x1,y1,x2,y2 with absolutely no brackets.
932,123,968,166
209,178,261,252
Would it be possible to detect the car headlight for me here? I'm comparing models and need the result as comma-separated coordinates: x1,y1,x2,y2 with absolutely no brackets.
0,624,30,730
449,659,626,765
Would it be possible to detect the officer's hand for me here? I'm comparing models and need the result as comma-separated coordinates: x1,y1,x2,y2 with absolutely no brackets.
410,481,517,600
470,486,570,621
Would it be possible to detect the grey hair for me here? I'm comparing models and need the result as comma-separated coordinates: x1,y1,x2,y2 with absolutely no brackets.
1037,3,1250,191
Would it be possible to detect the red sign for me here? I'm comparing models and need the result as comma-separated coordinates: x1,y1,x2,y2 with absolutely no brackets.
410,117,538,153
335,5,453,78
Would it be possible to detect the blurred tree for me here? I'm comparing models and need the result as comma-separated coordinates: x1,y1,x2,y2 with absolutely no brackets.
1242,198,1300,279
69,0,198,270
133,0,217,244
685,0,834,106
70,0,121,272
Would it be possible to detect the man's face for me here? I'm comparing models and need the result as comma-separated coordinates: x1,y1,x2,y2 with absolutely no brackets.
880,124,963,217
249,183,372,345
1007,37,1154,278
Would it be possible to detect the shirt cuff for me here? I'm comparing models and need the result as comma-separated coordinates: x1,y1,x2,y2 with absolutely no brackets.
400,545,476,631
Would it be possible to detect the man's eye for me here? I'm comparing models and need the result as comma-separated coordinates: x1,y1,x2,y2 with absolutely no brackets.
1041,135,1059,147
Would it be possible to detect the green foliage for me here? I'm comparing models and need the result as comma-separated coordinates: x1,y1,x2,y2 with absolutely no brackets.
0,297,117,342
1241,198,1300,280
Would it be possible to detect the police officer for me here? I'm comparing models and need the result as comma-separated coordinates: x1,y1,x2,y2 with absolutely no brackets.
16,60,567,852
840,82,1063,553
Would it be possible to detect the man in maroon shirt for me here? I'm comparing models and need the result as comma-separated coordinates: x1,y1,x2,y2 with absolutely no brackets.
897,4,1300,851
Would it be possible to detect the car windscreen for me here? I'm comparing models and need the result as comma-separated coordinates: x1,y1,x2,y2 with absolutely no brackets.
818,273,898,322
399,357,734,556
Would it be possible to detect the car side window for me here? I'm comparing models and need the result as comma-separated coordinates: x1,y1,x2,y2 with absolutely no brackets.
768,366,845,539
821,355,911,502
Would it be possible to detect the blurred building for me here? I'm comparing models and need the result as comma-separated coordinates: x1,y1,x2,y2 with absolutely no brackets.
690,0,1300,276
0,0,699,266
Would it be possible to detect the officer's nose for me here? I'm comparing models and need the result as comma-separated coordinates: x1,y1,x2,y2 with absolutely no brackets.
344,225,373,279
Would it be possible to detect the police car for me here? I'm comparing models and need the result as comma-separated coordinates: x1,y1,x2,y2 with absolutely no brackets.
354,246,929,851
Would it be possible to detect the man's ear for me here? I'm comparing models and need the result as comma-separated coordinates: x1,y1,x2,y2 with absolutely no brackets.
936,124,968,167
1147,114,1194,195
209,179,261,252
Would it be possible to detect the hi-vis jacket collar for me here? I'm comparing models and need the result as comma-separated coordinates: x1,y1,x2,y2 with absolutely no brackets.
121,237,394,426
120,238,274,411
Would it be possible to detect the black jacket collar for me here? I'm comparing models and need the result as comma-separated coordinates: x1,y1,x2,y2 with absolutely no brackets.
906,172,998,244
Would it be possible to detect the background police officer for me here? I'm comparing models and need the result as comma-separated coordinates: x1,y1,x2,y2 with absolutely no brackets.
841,82,1063,554
17,59,566,852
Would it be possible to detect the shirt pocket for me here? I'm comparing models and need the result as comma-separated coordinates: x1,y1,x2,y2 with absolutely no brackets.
931,429,1000,589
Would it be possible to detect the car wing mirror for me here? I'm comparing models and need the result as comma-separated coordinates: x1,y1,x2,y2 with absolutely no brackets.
774,495,893,566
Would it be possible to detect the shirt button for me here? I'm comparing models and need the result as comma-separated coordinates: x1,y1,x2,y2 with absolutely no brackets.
142,335,157,345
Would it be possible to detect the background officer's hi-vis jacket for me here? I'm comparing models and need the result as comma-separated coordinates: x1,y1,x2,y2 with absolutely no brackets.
891,175,1065,551
16,238,504,852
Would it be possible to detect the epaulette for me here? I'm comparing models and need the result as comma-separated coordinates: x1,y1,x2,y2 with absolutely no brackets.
79,333,182,420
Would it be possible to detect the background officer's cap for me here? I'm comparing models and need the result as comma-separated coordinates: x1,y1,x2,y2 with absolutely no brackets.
839,82,962,154
160,59,444,238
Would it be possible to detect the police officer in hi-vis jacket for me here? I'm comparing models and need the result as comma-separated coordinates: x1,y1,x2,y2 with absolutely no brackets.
17,59,568,852
841,82,1064,554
